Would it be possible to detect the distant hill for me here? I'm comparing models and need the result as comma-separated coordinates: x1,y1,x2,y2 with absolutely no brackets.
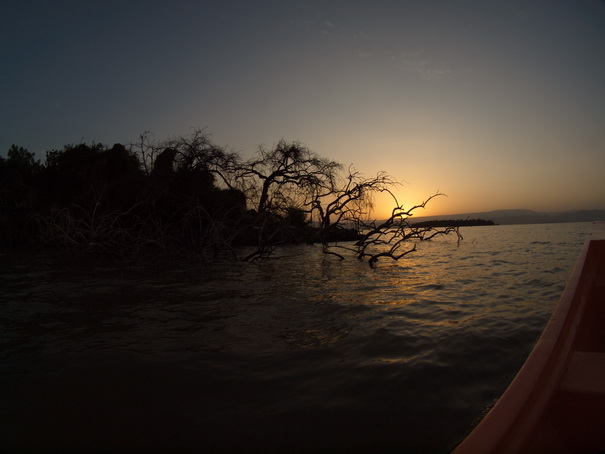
409,209,605,226
412,219,495,228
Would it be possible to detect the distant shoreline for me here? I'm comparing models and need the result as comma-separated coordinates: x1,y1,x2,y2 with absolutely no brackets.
411,219,495,228
409,209,605,226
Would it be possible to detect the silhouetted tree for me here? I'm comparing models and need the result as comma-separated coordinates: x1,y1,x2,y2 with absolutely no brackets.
3,145,42,177
41,143,143,212
300,167,461,265
150,147,178,181
127,131,247,255
0,146,43,247
237,140,341,216
309,169,394,236
352,193,461,266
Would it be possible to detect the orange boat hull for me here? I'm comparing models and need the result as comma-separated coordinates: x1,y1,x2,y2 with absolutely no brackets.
454,222,605,453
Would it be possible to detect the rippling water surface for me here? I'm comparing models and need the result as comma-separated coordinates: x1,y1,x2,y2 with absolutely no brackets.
0,222,590,452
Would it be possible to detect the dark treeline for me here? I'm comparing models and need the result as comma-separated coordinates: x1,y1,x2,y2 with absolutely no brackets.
411,219,495,228
0,130,459,265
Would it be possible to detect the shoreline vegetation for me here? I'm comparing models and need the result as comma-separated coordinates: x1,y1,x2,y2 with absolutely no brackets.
0,130,460,265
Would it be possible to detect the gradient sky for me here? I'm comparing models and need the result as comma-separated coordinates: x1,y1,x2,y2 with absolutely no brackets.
2,0,605,217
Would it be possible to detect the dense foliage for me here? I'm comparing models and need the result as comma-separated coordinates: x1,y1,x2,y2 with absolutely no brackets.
0,130,458,264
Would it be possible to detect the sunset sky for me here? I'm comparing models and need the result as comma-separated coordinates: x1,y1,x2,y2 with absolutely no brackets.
2,0,605,217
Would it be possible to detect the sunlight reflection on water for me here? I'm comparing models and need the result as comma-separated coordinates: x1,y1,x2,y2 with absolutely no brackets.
0,222,589,452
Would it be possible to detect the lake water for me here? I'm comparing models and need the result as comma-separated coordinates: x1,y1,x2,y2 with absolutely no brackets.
0,222,591,453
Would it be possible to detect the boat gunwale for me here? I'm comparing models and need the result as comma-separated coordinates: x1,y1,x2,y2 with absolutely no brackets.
453,222,605,453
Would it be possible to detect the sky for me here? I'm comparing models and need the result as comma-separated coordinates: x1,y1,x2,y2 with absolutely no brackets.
2,0,605,218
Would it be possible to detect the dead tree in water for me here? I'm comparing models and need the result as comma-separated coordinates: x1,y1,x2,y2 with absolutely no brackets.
311,177,461,266
353,193,461,266
236,140,341,216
